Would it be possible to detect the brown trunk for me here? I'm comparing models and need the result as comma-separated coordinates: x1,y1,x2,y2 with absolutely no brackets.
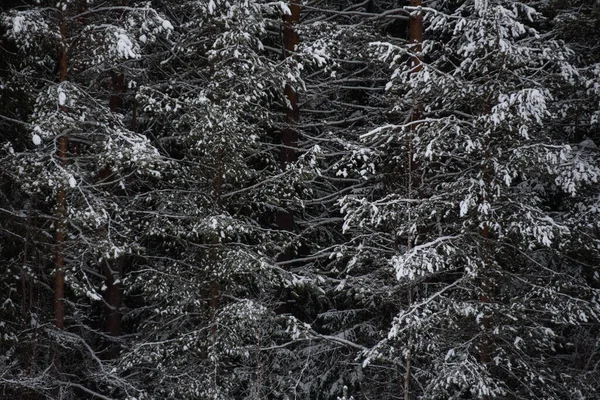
103,259,123,358
54,11,68,331
102,66,127,351
274,2,301,316
405,3,422,399
109,72,125,113
281,0,300,168
281,81,299,168
408,0,423,187
409,0,423,69
277,0,301,234
104,261,123,335
97,165,120,346
282,0,301,165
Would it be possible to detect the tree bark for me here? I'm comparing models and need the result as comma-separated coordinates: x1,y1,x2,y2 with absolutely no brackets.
103,0,128,340
103,260,123,335
409,0,423,68
54,6,68,332
109,72,125,113
281,0,300,169
102,67,126,355
405,3,422,399
103,259,123,358
276,0,301,234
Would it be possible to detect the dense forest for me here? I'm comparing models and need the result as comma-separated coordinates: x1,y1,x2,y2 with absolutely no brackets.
0,0,599,399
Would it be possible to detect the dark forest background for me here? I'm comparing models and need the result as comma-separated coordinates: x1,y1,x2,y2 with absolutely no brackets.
1,0,599,399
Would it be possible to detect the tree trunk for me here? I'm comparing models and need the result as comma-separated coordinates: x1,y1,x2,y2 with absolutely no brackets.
54,8,68,332
102,68,126,356
103,260,123,335
276,0,301,234
405,3,422,399
104,259,123,358
409,0,423,67
281,0,300,169
109,72,125,113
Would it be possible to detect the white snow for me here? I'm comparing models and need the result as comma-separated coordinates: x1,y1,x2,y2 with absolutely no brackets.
69,176,77,188
459,198,470,217
114,31,139,59
58,90,66,106
86,290,102,301
32,133,42,146
280,2,291,15
12,15,24,34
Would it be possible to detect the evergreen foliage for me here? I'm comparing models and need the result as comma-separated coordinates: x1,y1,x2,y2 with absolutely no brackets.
1,0,598,399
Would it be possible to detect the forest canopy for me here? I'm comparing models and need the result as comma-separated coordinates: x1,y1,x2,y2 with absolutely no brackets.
0,0,599,399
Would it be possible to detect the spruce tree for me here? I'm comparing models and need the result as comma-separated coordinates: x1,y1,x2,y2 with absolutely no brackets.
345,0,600,398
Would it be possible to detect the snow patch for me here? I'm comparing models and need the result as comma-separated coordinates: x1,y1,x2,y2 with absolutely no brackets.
12,15,24,34
280,2,291,15
114,31,139,59
58,90,66,106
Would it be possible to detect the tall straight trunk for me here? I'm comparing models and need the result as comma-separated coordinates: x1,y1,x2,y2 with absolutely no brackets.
281,0,300,169
54,8,68,331
405,2,422,399
276,0,301,234
274,1,301,317
103,0,127,344
103,69,126,354
104,259,123,359
408,0,423,192
104,260,123,335
109,72,125,113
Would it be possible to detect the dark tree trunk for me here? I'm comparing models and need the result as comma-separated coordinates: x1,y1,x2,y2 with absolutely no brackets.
276,0,301,235
109,72,125,113
281,0,300,169
54,9,68,332
405,3,422,399
103,259,124,358
103,65,127,356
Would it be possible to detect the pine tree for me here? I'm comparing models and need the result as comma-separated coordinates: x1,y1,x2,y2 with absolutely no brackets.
345,0,600,398
1,0,598,398
112,0,322,397
0,1,171,397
